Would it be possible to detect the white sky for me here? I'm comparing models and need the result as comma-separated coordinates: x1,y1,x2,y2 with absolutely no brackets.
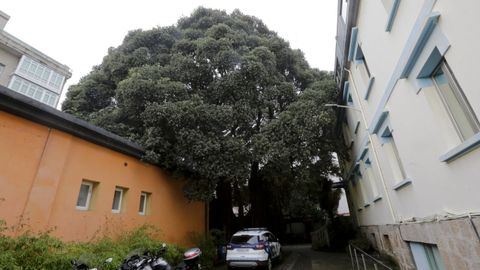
2,0,338,107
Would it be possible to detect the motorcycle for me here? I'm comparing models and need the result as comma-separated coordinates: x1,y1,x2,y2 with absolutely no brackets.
71,257,113,270
177,247,202,270
120,244,202,270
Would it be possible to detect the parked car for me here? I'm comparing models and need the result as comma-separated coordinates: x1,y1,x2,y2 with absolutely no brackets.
226,228,282,270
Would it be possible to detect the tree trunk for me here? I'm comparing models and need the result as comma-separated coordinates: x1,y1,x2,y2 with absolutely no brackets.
248,161,269,227
209,180,235,237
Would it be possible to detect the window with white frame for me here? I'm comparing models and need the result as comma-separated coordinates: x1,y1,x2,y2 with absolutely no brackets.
354,168,369,207
355,45,371,84
340,0,348,23
410,242,445,270
8,75,58,107
17,56,65,92
112,187,126,213
138,192,150,215
76,181,94,210
431,61,480,141
380,127,407,184
363,157,379,199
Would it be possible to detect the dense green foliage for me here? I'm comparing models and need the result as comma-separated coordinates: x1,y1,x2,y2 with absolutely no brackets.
63,7,340,230
0,220,217,270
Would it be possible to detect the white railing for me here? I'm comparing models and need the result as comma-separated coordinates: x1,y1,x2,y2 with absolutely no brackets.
348,244,393,270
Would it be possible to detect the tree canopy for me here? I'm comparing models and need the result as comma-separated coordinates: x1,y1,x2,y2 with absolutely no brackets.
63,7,340,233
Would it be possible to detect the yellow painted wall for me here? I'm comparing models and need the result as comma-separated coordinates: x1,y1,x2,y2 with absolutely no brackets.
0,111,205,245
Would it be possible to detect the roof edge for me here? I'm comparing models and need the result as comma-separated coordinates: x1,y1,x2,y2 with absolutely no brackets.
0,85,144,159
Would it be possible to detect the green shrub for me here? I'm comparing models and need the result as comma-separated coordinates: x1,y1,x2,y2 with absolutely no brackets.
189,232,216,269
0,220,186,270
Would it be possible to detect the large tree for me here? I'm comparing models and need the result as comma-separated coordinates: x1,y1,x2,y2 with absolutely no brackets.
63,7,339,235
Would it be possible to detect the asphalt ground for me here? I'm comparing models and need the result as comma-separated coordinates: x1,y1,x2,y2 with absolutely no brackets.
214,244,352,270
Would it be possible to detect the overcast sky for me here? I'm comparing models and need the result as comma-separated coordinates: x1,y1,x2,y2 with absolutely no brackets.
2,0,338,106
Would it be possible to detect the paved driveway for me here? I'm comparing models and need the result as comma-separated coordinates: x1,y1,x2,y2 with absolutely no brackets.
216,244,352,270
277,244,351,270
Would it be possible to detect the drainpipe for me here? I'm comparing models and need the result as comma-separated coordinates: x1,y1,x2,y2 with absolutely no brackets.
343,68,398,223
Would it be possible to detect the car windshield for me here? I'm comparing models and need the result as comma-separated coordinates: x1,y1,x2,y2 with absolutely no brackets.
231,235,259,244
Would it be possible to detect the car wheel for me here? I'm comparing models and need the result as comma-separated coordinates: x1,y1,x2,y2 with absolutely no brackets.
264,257,272,270
277,250,283,263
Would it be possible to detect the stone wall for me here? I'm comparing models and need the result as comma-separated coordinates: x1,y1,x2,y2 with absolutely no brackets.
360,216,480,270
360,224,416,270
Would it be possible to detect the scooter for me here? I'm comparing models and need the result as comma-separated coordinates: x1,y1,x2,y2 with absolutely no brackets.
71,257,113,270
120,244,202,270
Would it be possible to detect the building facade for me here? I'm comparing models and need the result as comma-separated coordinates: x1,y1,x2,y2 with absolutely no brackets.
0,10,71,108
335,0,480,269
0,85,206,245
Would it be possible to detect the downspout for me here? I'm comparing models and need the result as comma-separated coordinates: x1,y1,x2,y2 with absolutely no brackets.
343,68,398,223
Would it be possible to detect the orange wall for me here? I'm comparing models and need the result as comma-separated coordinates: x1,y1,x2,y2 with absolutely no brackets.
0,111,205,245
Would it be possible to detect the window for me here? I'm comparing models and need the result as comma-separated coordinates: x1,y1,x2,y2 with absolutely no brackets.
340,0,348,23
17,56,65,92
347,93,353,105
381,127,407,184
76,181,93,210
355,45,371,82
363,158,379,199
354,168,369,207
410,243,445,270
0,63,4,76
112,187,125,213
139,192,150,215
371,233,378,249
48,72,64,89
358,177,369,207
383,234,392,252
8,75,59,107
432,61,480,141
382,0,400,32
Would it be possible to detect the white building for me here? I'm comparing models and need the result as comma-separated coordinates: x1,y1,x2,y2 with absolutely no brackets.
335,0,480,269
0,10,71,108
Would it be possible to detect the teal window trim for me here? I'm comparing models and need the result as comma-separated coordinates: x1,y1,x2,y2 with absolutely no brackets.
359,147,369,161
370,111,390,134
368,0,438,137
417,47,442,78
346,161,361,180
401,12,441,78
348,27,359,61
354,121,360,134
347,93,354,105
392,178,412,190
364,76,375,100
385,0,401,32
440,132,480,162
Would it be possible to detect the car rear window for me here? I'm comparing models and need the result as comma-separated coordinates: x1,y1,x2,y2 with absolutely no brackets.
230,235,259,244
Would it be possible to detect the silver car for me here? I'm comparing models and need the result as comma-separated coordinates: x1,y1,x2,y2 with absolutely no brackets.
226,228,282,270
